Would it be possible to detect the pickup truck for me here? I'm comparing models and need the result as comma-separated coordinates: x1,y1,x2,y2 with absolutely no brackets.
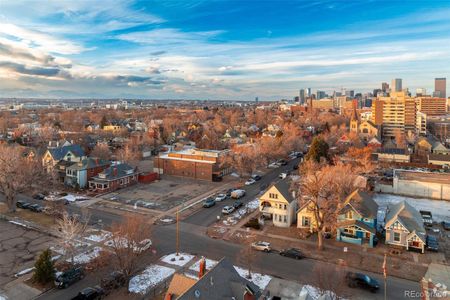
231,189,246,199
420,210,433,227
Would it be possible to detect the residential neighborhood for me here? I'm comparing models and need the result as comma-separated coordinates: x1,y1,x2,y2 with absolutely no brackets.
1,1,450,300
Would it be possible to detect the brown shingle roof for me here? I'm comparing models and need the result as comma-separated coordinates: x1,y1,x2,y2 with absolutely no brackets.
165,274,197,299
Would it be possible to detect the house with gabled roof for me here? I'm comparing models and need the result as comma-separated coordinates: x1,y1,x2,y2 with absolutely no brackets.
42,144,85,172
336,189,379,248
65,157,110,189
384,201,426,253
259,178,297,228
88,163,138,193
175,258,261,300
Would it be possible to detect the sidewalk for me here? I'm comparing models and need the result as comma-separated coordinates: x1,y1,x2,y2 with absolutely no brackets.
0,274,42,300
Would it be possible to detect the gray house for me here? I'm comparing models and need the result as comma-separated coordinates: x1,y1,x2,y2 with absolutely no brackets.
384,201,426,253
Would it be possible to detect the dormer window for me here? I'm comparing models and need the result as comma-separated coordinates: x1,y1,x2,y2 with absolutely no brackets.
345,210,353,219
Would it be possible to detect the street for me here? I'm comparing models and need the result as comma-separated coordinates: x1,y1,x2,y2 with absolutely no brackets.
183,158,301,227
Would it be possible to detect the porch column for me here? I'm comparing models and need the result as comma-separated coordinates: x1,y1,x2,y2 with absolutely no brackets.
336,228,341,241
369,234,374,248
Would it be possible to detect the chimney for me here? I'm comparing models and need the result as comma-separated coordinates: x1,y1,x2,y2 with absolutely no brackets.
198,257,206,279
292,190,296,199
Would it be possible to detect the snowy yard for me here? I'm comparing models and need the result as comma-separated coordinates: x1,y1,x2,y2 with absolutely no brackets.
60,194,90,202
234,265,272,290
68,247,103,264
128,265,175,294
84,230,112,243
223,199,259,226
374,193,450,223
160,253,195,267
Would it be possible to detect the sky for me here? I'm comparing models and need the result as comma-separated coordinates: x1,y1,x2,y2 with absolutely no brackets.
0,0,450,100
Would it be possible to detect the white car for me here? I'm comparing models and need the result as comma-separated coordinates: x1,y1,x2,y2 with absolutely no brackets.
251,241,271,252
215,194,227,202
222,206,235,215
279,172,288,179
245,178,256,185
268,162,280,169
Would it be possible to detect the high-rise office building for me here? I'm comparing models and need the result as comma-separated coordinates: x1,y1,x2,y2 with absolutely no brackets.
382,82,389,93
371,91,416,138
307,88,312,98
345,90,355,98
416,97,447,116
299,89,306,104
391,78,402,93
416,88,426,97
434,78,446,98
316,90,326,100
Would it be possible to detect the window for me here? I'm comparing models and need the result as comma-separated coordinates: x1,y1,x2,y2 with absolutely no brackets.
393,232,400,242
345,210,353,219
283,215,287,223
278,215,282,222
269,193,278,199
303,216,311,226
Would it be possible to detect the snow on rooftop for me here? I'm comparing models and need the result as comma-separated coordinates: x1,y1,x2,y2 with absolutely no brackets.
233,265,272,290
189,258,218,272
160,253,195,267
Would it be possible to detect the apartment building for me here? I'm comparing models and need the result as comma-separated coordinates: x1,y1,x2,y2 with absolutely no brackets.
416,97,447,116
371,91,417,138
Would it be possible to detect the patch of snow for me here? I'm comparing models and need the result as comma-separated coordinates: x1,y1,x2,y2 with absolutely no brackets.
246,199,259,211
8,220,29,228
68,247,102,264
128,264,175,294
51,255,61,261
233,266,272,290
183,272,199,280
60,194,90,202
14,267,35,277
189,258,218,272
84,230,112,243
0,296,7,300
374,193,450,223
160,253,195,267
104,237,152,253
230,172,240,178
300,285,344,300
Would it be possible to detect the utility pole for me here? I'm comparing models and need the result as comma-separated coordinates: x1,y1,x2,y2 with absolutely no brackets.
383,253,387,300
176,209,179,256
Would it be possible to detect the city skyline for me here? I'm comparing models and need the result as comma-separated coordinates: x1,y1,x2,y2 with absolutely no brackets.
1,0,450,99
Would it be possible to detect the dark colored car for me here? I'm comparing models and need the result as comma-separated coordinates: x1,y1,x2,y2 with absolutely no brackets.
71,286,104,300
55,266,85,289
29,204,44,212
33,193,46,200
101,271,126,291
225,189,235,197
233,200,243,209
16,200,31,209
278,159,288,166
202,198,216,208
251,175,262,181
279,248,304,259
426,235,439,252
345,272,380,293
442,221,450,231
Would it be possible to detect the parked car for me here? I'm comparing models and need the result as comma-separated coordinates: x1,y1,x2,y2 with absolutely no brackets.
225,189,235,197
251,241,271,252
442,221,450,230
251,174,262,181
426,235,439,252
233,200,243,209
345,272,380,293
268,162,280,168
202,198,216,208
231,189,246,199
279,248,304,259
279,172,288,179
278,159,288,166
71,286,104,300
55,266,85,289
33,193,46,200
29,204,44,212
244,178,256,185
101,271,126,291
222,206,235,215
215,194,227,202
16,201,31,209
420,210,433,227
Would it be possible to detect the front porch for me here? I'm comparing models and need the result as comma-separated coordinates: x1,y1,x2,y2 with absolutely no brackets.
336,220,377,248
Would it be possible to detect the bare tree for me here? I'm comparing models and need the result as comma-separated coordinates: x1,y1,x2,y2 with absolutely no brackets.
56,212,89,265
107,215,153,279
312,264,349,300
90,144,111,160
296,160,358,250
238,239,256,279
0,144,45,212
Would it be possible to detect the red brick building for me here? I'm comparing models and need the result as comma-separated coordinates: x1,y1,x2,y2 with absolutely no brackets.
89,163,138,192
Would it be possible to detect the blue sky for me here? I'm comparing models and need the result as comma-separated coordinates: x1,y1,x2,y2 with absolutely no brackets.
0,0,449,100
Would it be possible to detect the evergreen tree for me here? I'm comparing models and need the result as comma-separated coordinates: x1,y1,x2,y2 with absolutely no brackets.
100,115,108,129
32,248,55,284
305,136,329,163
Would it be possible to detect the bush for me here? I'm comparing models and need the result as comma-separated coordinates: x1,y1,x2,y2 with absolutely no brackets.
32,248,55,284
244,218,260,230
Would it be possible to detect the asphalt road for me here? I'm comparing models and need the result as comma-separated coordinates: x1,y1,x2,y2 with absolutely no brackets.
39,224,421,300
183,157,302,227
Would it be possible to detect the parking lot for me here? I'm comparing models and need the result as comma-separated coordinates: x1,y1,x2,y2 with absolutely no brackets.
0,220,55,287
101,175,232,212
